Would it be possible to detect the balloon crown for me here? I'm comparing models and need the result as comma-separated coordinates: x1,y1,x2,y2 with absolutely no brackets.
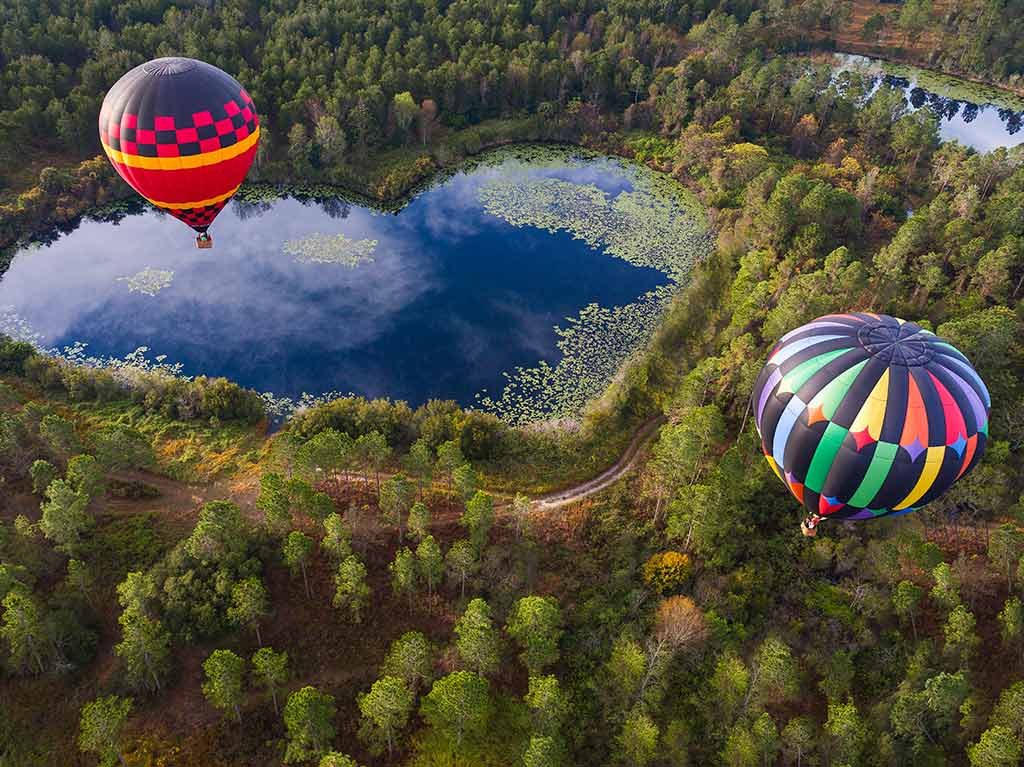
142,57,199,76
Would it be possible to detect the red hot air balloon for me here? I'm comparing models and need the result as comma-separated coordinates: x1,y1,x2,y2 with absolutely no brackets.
99,57,259,248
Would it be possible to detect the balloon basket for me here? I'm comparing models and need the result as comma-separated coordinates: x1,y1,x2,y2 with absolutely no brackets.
800,520,818,537
196,235,213,249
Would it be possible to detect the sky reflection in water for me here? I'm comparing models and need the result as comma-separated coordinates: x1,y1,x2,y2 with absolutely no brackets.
0,157,666,406
837,54,1024,153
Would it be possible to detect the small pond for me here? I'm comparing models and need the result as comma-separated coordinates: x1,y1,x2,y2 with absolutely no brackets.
0,146,712,424
834,54,1024,152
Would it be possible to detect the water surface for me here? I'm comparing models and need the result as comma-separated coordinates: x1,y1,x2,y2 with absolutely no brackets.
834,54,1024,152
1,147,709,420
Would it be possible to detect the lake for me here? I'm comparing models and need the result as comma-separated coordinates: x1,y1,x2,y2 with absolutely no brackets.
0,146,711,424
833,54,1024,152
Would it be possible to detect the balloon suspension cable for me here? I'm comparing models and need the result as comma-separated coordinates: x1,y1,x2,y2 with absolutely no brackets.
801,513,823,538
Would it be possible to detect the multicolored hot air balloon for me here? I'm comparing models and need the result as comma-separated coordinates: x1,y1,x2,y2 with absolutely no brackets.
752,313,990,536
99,57,259,248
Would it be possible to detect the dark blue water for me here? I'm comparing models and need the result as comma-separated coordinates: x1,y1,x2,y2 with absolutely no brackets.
0,154,668,406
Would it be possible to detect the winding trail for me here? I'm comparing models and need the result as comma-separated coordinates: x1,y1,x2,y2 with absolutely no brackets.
531,415,666,510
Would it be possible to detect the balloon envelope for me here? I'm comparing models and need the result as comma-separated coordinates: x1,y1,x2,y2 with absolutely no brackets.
752,313,990,522
99,57,259,233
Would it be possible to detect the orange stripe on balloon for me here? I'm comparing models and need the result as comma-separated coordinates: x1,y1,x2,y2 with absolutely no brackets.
900,375,929,447
929,372,966,443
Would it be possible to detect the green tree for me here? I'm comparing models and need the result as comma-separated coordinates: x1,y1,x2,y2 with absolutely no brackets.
355,430,390,493
39,478,91,552
283,686,337,764
1,589,46,673
617,706,659,767
29,459,56,495
455,598,502,676
258,472,292,535
295,429,352,488
381,631,433,690
753,712,779,767
94,424,153,470
78,695,133,767
40,414,81,457
66,558,95,606
453,463,481,503
283,531,314,599
722,723,757,767
407,501,431,542
435,440,464,494
334,555,370,623
461,490,494,550
893,580,925,639
287,124,311,173
322,512,352,562
968,727,1021,767
944,604,981,663
115,607,170,692
389,547,418,609
648,405,725,524
931,562,961,613
357,675,415,757
228,577,269,646
393,91,418,144
506,595,563,675
252,647,289,715
825,699,866,766
379,473,414,540
66,454,105,498
402,438,433,495
319,753,360,767
446,539,479,599
998,597,1024,662
416,535,443,599
989,681,1024,742
523,735,564,767
604,635,646,714
750,636,798,704
314,115,347,166
420,671,491,749
781,717,815,767
525,675,568,737
186,500,246,564
989,523,1024,590
202,649,246,723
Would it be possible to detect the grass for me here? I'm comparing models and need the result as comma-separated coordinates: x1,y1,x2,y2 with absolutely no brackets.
70,400,268,483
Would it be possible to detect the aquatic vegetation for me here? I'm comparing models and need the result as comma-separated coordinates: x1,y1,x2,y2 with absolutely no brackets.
117,267,174,296
475,155,712,425
283,233,378,267
476,287,678,424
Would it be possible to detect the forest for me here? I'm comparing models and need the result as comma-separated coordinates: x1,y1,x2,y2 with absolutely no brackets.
2,0,1024,766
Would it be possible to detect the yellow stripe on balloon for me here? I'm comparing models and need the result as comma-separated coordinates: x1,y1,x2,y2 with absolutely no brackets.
145,184,241,210
849,368,889,440
764,455,783,481
893,446,944,509
100,127,260,171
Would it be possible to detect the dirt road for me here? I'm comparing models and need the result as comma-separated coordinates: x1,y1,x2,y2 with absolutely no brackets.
531,415,665,510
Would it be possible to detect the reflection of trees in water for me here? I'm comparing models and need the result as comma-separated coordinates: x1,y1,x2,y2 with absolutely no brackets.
232,198,273,221
233,192,351,220
999,108,1022,135
879,73,1023,134
312,196,351,219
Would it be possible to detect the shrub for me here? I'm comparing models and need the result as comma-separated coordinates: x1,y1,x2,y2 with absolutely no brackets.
642,551,693,593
